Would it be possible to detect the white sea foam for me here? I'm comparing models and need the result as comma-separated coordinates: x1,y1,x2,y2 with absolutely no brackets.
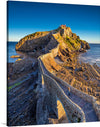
96,58,100,62
78,44,100,67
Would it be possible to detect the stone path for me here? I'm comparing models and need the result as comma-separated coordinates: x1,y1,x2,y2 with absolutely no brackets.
59,84,98,122
39,59,99,122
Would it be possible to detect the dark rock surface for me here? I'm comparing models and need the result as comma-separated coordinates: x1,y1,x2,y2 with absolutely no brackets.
7,57,38,126
7,73,38,126
10,58,37,80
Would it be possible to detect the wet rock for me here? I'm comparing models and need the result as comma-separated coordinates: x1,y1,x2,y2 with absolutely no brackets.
16,58,22,62
79,48,86,53
10,55,23,58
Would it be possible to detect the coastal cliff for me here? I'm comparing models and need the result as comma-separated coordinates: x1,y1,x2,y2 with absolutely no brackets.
15,25,90,54
8,25,100,126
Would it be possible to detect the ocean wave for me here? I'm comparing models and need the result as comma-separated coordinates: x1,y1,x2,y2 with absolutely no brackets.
96,58,100,62
79,56,100,64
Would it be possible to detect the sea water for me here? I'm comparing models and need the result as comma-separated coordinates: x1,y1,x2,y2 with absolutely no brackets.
78,44,100,67
7,42,100,66
7,42,18,63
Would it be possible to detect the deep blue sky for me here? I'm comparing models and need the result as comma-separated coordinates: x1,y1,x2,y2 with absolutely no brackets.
8,1,100,43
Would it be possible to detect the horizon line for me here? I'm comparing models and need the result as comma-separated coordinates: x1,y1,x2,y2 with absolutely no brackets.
7,41,100,44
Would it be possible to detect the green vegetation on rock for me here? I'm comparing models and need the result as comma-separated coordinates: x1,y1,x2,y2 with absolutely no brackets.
8,82,21,91
15,25,90,53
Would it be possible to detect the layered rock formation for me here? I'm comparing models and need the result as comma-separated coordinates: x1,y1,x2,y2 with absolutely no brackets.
8,25,99,126
15,25,90,55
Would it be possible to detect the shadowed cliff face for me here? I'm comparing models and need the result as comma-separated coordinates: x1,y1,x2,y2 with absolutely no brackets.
15,25,90,54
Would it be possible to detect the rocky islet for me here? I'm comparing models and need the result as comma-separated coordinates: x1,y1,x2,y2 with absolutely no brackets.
7,25,99,126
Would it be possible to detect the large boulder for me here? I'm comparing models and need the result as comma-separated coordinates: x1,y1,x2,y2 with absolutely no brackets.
81,40,90,49
11,58,37,79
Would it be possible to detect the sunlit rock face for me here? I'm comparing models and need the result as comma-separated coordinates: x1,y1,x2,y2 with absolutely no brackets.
15,32,51,52
59,25,72,37
15,25,90,54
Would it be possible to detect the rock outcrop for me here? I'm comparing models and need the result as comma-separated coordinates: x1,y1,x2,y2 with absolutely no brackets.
15,31,50,52
8,25,92,126
81,40,90,49
10,58,37,79
15,25,90,55
10,55,23,58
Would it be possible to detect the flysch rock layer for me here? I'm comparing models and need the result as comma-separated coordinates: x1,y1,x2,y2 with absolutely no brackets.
8,25,100,126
